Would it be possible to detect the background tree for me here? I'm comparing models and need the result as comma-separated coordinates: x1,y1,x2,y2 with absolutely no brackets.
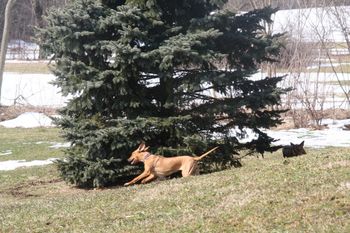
0,0,68,44
0,0,17,105
38,0,288,188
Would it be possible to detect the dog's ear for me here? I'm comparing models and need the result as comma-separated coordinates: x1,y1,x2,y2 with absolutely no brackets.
300,141,304,146
290,142,295,146
138,143,146,151
143,146,150,152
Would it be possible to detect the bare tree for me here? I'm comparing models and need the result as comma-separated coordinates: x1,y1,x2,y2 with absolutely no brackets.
0,0,17,105
324,3,350,104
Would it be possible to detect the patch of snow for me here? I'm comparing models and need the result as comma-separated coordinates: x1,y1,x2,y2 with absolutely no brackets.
49,142,71,149
264,119,350,148
0,112,54,128
0,150,12,156
1,72,69,107
6,40,40,60
228,119,350,148
35,141,46,144
0,158,58,171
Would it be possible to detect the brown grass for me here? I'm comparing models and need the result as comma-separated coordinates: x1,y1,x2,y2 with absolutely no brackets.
1,147,349,233
0,105,58,121
4,62,52,74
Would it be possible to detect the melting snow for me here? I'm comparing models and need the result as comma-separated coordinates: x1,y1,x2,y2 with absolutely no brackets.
0,112,54,128
264,119,350,148
1,72,69,107
49,142,71,149
0,158,58,171
0,150,12,156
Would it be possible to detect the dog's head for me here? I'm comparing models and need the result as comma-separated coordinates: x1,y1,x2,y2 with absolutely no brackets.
127,143,150,164
290,141,306,155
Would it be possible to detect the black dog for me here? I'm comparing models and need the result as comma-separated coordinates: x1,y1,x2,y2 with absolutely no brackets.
282,141,306,158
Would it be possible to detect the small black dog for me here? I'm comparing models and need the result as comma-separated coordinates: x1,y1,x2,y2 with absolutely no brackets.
282,141,306,158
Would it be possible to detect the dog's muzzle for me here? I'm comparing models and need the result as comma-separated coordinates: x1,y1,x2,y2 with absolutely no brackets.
128,157,136,164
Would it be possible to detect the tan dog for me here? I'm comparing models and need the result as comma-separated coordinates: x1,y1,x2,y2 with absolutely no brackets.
124,143,219,186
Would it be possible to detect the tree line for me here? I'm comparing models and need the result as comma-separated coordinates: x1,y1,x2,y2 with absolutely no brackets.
226,0,350,11
1,0,350,43
0,0,67,43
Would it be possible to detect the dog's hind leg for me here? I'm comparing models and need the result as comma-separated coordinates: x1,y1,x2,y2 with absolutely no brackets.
182,162,199,177
189,163,199,176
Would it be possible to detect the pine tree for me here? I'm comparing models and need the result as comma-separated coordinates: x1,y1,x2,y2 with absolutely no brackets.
38,0,288,188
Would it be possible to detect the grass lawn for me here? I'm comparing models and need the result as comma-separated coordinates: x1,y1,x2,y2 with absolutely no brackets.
0,127,64,162
0,128,349,232
4,62,52,74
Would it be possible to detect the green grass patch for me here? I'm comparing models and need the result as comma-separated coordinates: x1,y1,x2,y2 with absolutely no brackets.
4,62,52,74
0,136,349,232
0,127,64,161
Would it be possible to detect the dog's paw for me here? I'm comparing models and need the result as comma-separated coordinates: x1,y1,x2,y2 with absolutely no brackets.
124,182,130,186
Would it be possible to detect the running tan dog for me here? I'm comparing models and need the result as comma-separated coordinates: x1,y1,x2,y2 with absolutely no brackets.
124,143,219,186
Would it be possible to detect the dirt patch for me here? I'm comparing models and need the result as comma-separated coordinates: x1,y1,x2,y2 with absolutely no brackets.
0,178,84,198
275,108,350,130
0,105,58,121
322,108,350,119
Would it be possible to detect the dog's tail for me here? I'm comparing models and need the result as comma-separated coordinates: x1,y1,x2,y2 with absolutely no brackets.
194,147,219,161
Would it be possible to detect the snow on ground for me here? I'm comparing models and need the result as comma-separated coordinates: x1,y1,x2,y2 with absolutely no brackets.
230,118,350,148
264,119,350,148
0,150,12,156
272,6,350,42
6,40,40,60
0,112,54,128
49,142,71,149
1,72,68,107
0,158,58,171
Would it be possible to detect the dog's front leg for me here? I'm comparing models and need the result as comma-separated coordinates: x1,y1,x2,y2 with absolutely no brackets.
141,173,156,184
124,170,151,186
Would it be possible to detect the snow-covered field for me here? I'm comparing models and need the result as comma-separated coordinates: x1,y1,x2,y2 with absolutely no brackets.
272,7,350,42
6,40,40,60
2,70,349,108
264,119,350,148
1,72,68,107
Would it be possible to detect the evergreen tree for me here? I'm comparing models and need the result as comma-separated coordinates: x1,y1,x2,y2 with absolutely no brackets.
38,0,288,188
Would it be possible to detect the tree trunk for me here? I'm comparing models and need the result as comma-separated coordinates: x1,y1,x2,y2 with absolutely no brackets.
0,0,16,105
